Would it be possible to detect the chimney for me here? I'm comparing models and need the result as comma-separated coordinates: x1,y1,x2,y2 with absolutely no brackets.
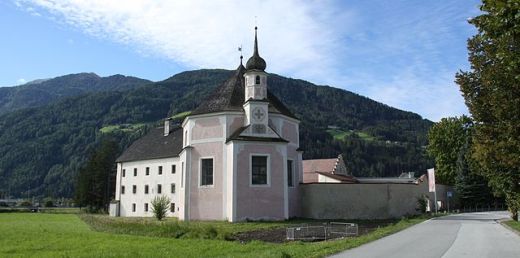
164,118,171,136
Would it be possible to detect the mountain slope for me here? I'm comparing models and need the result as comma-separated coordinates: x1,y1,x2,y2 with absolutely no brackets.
0,73,152,115
0,69,433,198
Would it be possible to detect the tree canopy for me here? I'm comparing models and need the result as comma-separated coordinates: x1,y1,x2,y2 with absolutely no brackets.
456,0,520,219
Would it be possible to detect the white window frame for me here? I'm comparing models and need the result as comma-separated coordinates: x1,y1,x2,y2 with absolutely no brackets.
199,156,215,188
287,159,295,188
249,153,271,187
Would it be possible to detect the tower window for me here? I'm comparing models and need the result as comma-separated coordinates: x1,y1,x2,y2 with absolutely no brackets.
200,158,214,186
251,155,269,185
255,75,260,85
287,160,294,187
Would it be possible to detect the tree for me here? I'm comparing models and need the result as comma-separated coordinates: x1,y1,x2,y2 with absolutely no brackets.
456,0,520,220
151,196,170,221
75,139,119,212
427,116,472,185
455,136,496,207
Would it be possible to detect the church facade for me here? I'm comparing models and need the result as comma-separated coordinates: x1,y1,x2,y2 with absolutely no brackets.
113,28,303,222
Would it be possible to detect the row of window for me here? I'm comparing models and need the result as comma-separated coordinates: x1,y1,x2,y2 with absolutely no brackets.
121,157,295,189
122,165,176,177
199,156,296,187
121,183,175,195
131,203,176,213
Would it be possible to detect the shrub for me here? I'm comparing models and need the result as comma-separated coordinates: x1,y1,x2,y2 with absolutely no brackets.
151,196,170,221
20,201,32,207
45,200,54,207
416,195,427,213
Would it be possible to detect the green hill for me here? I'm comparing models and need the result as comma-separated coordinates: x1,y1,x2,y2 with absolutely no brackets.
0,73,151,115
0,69,433,198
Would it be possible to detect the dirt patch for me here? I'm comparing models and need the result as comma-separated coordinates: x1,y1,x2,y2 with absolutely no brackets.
231,222,394,243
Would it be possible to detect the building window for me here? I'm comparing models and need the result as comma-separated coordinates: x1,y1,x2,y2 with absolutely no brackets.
122,169,126,177
255,75,260,84
171,183,176,194
181,162,184,188
132,185,137,194
287,160,294,187
170,203,175,213
134,168,137,177
146,167,150,176
200,158,214,186
144,185,149,194
121,186,125,194
158,166,163,175
172,165,176,174
144,203,149,212
132,203,136,212
157,184,162,194
251,156,268,185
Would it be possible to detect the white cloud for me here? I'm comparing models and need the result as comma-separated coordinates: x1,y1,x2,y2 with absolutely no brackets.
14,0,477,121
14,0,349,73
17,78,27,84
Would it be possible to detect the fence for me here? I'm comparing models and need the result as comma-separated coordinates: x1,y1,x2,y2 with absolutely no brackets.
460,204,507,213
286,222,358,241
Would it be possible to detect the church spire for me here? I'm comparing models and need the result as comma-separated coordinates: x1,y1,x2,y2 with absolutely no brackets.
246,27,267,71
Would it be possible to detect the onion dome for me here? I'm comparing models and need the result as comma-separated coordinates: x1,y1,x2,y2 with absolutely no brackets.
246,27,267,71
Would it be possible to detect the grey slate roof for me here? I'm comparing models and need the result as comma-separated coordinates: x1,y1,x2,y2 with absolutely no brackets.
191,65,297,119
117,56,297,163
116,126,183,162
226,125,289,143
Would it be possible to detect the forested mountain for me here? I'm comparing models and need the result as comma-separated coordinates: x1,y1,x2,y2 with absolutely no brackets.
0,69,433,198
0,73,151,114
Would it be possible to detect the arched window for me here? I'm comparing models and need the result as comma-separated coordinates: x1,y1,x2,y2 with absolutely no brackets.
255,75,260,85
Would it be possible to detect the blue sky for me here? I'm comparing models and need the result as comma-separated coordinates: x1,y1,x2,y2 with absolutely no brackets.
0,0,481,121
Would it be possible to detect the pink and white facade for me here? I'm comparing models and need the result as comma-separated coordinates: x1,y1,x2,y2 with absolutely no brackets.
113,28,303,221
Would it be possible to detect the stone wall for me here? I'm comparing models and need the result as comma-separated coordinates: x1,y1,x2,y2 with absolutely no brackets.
300,181,453,220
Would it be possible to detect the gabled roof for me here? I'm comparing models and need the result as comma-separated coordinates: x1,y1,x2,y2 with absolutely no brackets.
303,158,338,174
116,126,183,162
190,65,297,119
316,172,358,183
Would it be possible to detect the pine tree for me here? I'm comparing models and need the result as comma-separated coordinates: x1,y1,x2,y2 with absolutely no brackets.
75,139,119,212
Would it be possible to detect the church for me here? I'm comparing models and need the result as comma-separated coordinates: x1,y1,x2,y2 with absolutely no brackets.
112,28,303,222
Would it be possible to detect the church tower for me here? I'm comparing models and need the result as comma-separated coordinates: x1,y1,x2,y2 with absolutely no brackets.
243,27,269,135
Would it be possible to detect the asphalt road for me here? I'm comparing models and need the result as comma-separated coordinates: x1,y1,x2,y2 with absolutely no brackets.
331,211,520,258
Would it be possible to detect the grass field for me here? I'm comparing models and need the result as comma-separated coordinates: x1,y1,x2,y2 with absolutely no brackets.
0,213,426,257
326,129,375,142
99,123,145,134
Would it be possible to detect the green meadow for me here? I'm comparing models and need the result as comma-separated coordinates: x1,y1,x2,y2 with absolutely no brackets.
0,213,425,258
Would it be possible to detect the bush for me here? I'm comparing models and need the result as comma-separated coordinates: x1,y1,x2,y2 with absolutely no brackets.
416,195,427,213
151,196,170,221
20,201,32,207
45,200,54,207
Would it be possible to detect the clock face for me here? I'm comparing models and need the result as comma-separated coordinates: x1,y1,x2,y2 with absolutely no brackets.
252,107,266,122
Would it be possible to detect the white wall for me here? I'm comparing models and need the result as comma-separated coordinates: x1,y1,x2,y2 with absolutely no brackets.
117,157,181,217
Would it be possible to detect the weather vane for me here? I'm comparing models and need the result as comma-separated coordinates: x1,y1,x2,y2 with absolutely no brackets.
238,44,243,63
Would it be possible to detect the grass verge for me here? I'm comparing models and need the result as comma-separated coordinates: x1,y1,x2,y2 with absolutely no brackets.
0,213,427,257
504,220,520,233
